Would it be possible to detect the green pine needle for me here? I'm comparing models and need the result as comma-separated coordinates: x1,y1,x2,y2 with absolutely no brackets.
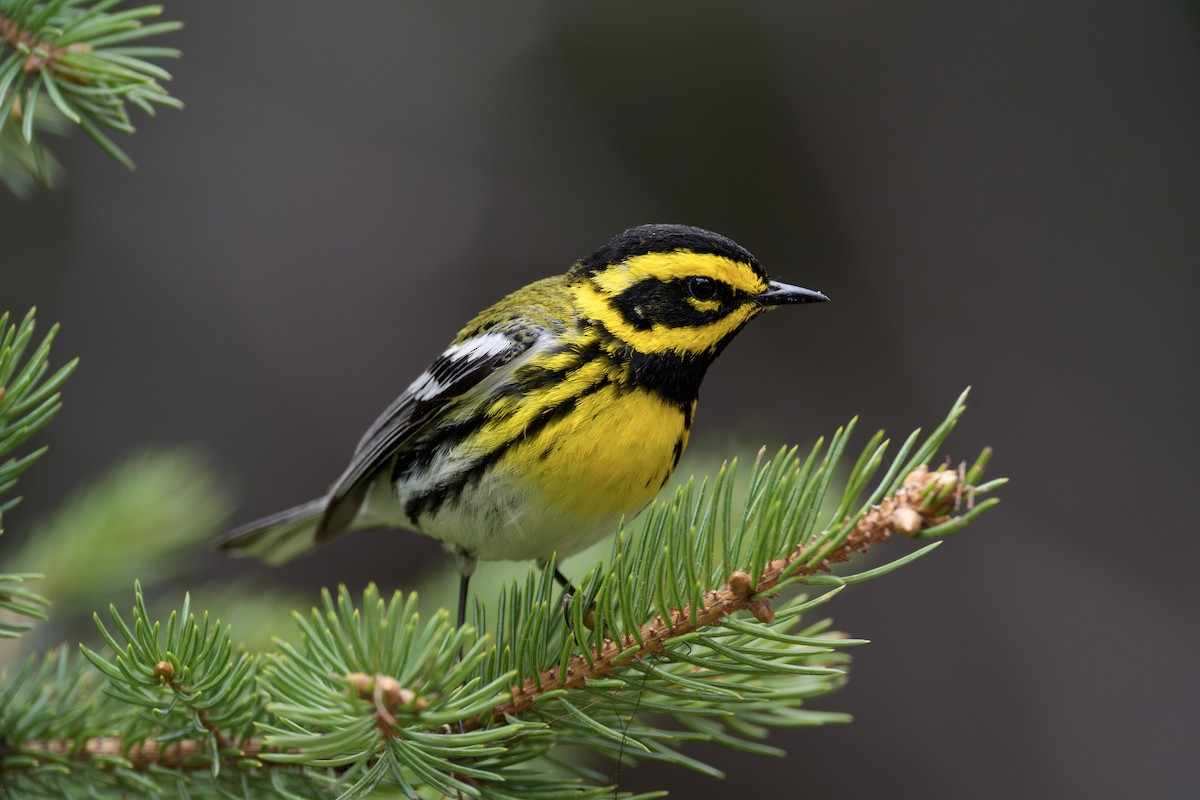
0,308,74,639
0,0,181,194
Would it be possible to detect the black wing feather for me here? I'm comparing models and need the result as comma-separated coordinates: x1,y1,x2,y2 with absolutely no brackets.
316,329,535,541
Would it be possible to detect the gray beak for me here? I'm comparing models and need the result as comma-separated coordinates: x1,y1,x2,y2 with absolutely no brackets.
756,281,829,306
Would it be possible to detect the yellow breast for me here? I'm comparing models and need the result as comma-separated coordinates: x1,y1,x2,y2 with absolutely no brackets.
502,386,691,524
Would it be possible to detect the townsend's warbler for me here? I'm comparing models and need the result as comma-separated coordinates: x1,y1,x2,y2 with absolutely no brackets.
217,224,828,624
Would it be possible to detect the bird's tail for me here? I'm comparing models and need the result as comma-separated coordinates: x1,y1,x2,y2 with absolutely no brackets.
215,498,328,565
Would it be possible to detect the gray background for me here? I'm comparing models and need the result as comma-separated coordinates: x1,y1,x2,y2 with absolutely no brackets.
4,2,1198,797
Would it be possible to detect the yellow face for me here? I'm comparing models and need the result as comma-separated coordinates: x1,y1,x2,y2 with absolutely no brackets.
571,250,773,357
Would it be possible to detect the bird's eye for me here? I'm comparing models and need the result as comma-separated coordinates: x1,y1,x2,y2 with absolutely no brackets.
687,276,717,301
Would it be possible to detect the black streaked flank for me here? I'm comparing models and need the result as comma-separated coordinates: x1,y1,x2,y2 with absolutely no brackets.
391,417,482,482
571,224,764,279
650,438,687,490
404,377,612,523
320,327,539,540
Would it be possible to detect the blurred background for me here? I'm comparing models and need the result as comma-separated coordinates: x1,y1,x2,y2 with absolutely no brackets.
3,1,1199,797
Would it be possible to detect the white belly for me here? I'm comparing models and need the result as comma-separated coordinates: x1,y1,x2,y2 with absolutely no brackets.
359,466,620,563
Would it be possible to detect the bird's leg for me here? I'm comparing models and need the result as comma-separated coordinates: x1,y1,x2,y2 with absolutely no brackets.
550,564,599,633
453,551,478,636
553,566,576,599
457,571,471,633
551,565,578,627
452,552,477,737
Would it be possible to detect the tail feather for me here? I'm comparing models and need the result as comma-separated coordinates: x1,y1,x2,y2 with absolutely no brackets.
215,498,327,565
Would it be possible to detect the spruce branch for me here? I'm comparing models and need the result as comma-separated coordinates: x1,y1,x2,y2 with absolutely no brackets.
0,0,181,195
466,457,981,732
0,308,75,639
0,308,77,509
1,391,1004,798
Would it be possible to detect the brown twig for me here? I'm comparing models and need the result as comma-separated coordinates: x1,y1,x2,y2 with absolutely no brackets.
9,671,428,773
16,736,274,771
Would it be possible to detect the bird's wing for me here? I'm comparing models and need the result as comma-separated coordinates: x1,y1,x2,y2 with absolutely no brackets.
316,325,542,541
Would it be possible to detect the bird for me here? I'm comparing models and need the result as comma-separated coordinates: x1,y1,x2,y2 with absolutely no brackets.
216,224,828,630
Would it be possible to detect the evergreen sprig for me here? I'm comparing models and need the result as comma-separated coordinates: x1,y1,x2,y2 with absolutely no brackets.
0,0,181,195
80,583,263,764
0,391,1005,799
0,308,75,639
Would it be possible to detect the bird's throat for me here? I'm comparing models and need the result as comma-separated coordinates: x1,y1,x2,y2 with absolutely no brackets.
626,348,712,409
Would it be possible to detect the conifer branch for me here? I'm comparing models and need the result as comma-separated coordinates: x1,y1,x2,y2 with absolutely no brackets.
0,363,1005,797
0,0,181,196
0,308,75,639
468,460,975,731
13,671,422,773
7,458,980,773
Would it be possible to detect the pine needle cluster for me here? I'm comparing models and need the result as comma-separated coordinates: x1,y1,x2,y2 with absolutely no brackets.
0,309,75,639
0,0,180,196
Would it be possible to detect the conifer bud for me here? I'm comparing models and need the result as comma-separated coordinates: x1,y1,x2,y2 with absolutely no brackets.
345,672,373,698
728,570,753,598
892,505,923,536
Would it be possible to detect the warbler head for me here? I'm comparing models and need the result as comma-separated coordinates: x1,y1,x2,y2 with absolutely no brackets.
568,224,828,361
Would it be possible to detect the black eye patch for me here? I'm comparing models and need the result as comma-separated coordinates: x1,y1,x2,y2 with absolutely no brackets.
610,278,733,330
